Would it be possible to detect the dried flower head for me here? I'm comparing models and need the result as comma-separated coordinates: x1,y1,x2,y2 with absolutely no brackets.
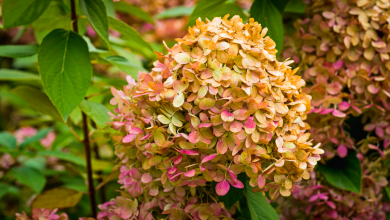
105,14,322,219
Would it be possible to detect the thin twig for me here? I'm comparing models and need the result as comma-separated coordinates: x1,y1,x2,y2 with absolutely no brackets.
70,0,97,217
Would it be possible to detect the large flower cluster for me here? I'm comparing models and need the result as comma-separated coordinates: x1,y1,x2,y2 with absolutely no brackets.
104,15,322,219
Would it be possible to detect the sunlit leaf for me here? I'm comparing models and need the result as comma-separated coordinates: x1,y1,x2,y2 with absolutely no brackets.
113,2,154,24
0,45,39,58
79,100,111,129
32,188,83,209
0,69,40,81
102,56,146,79
37,151,86,166
155,6,194,19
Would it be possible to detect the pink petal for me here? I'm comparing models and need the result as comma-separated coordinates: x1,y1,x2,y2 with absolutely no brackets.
332,109,346,118
140,133,151,141
198,123,212,128
215,180,230,196
183,150,199,156
141,173,153,183
338,101,350,111
319,108,334,114
188,131,200,143
129,127,143,134
123,134,137,143
337,145,348,158
174,154,183,164
332,60,343,70
230,121,243,133
217,139,228,154
227,179,244,188
244,117,256,129
228,170,238,184
201,153,218,163
257,174,266,188
184,169,196,177
376,127,385,138
221,111,234,122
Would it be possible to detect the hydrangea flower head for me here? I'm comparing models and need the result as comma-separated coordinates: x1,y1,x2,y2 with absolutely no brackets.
105,14,322,219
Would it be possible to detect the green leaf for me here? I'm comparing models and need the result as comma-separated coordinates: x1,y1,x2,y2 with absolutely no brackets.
78,100,111,129
102,0,115,17
0,183,18,200
31,1,71,44
187,0,247,27
32,188,82,209
246,181,279,220
80,0,110,48
11,167,46,193
38,29,93,122
37,151,86,166
20,128,52,149
12,86,63,122
187,0,226,27
270,0,290,13
155,6,194,19
216,173,247,209
108,16,155,59
250,0,284,53
0,69,40,81
284,0,306,13
317,152,362,193
0,132,17,150
113,2,154,24
102,56,146,79
0,45,39,58
1,0,52,29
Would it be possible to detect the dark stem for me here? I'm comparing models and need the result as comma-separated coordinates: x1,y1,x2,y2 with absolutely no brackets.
91,121,106,203
82,113,97,217
70,0,97,217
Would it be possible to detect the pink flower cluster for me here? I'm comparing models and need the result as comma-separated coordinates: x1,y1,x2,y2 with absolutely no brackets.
16,208,68,220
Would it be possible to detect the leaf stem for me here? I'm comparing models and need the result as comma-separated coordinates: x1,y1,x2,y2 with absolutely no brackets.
70,0,97,217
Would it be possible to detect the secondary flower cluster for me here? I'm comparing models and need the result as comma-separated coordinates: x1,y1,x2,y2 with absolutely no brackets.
279,0,390,218
278,150,389,220
16,208,68,220
103,15,322,219
283,0,390,159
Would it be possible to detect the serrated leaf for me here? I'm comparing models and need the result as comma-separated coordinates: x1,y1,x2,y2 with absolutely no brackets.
155,6,194,19
0,132,17,150
2,0,52,29
113,2,154,24
317,152,362,193
11,167,46,194
80,0,110,48
20,128,52,149
0,45,39,58
187,0,247,27
37,151,86,166
38,29,93,122
0,69,40,81
32,188,82,209
78,100,111,129
250,0,284,53
12,86,63,122
102,56,146,79
246,181,279,220
108,17,155,59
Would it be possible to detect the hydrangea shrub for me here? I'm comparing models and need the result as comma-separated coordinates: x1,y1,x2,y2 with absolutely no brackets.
102,15,323,219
